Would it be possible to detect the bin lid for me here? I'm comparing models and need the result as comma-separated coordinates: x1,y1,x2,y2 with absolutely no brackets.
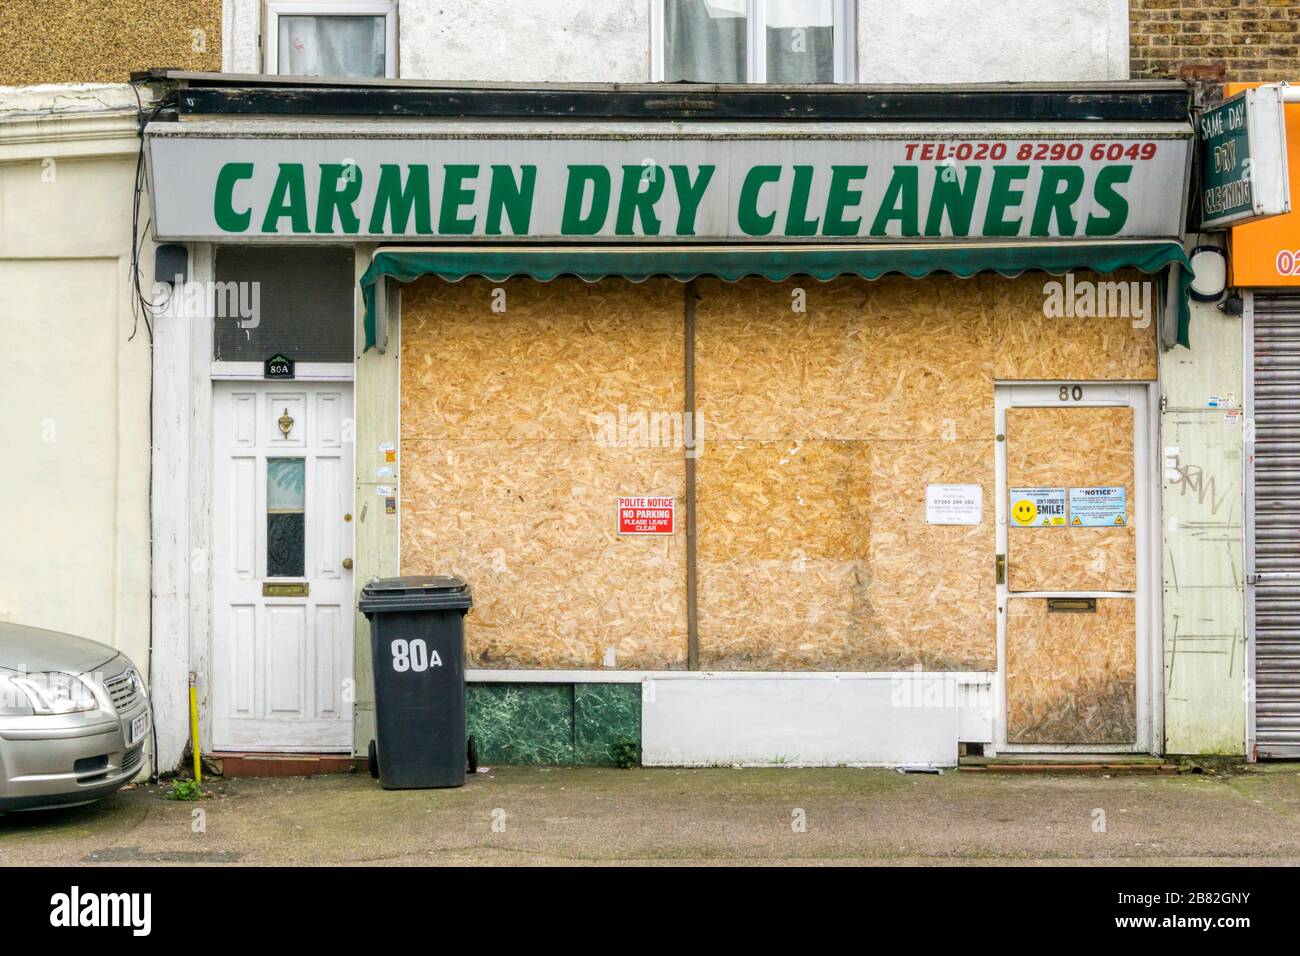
358,575,473,613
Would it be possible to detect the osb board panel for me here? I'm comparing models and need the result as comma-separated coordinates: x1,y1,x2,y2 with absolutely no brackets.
402,277,684,441
1006,598,1137,744
0,0,221,85
693,275,995,442
400,438,687,670
1007,405,1136,592
399,278,687,670
865,440,997,670
692,272,1148,443
696,438,996,671
993,269,1157,381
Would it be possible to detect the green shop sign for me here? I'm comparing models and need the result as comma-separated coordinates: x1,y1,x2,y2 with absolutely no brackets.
147,126,1192,242
1198,87,1292,230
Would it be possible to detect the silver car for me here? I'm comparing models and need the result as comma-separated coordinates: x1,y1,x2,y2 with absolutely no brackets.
0,623,151,811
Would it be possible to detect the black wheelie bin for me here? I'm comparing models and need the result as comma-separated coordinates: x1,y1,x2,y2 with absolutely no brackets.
359,576,474,789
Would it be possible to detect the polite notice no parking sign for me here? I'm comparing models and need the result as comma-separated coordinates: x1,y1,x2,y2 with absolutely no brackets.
618,496,675,535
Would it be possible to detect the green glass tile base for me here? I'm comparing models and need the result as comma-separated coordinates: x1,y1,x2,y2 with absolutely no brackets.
574,684,641,766
466,682,642,766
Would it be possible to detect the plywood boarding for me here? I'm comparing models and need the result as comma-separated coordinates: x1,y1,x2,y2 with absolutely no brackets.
400,278,687,669
994,269,1157,381
402,277,684,440
398,270,1149,673
694,276,999,671
693,275,994,442
1006,597,1137,743
1007,405,1136,592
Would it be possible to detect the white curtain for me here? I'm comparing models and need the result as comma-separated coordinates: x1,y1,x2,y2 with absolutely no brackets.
664,1,834,83
663,0,747,83
765,0,834,84
278,15,386,78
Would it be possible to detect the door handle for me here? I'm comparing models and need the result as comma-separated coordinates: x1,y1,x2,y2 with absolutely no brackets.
996,553,1006,585
342,558,354,570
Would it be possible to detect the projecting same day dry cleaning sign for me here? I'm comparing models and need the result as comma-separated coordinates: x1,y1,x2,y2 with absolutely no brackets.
146,129,1192,241
1197,86,1291,230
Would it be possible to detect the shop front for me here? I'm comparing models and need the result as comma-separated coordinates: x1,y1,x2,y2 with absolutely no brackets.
144,76,1195,769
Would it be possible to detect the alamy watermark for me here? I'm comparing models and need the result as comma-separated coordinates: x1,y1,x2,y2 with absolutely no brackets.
152,279,261,328
1042,273,1153,329
594,404,706,459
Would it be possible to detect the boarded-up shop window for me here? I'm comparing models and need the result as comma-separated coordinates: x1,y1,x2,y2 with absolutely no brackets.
397,271,1153,674
399,278,688,670
212,246,355,363
693,276,998,672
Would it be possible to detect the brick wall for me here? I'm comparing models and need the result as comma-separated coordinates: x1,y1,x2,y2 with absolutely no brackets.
1131,0,1300,83
0,0,221,86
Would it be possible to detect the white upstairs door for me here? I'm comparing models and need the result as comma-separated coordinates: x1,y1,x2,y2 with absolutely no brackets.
212,381,355,752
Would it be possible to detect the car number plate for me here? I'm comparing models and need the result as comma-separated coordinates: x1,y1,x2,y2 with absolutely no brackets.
128,712,148,745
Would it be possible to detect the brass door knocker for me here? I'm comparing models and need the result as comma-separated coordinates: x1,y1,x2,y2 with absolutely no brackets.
278,408,294,438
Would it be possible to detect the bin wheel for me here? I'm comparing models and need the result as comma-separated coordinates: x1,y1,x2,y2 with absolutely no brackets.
368,739,379,779
467,735,479,775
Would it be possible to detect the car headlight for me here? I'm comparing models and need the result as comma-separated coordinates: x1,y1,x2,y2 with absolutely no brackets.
10,672,97,715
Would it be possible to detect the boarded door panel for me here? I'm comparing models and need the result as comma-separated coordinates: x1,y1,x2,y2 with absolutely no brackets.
1006,597,1136,743
1006,405,1136,592
399,277,688,670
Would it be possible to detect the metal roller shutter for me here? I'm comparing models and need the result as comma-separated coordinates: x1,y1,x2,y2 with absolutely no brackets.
1251,291,1300,758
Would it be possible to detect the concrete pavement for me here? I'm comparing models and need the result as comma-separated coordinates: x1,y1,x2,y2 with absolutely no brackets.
2,764,1299,866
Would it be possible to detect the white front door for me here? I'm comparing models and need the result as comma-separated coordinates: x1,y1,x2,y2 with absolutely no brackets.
212,381,355,752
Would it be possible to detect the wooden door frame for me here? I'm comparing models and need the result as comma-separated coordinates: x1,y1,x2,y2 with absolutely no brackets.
992,382,1161,755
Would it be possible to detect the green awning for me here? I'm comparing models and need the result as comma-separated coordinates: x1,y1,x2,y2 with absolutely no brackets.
361,241,1194,350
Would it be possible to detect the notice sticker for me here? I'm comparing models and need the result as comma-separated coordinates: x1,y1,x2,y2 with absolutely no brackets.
618,496,675,535
1069,486,1126,527
925,484,983,525
1009,488,1067,527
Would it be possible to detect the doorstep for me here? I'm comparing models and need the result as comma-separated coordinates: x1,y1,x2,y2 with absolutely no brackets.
960,754,1177,775
206,752,365,778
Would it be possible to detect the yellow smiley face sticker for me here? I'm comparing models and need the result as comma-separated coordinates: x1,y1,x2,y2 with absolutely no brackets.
1011,498,1038,526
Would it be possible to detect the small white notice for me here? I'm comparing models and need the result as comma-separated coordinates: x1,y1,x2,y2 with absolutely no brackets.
925,484,983,525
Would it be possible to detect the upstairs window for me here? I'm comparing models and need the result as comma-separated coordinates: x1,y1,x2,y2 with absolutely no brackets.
265,1,397,78
655,0,854,84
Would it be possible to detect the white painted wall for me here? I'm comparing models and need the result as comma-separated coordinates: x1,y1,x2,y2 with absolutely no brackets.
0,87,152,764
222,0,261,74
641,673,968,767
857,0,1130,83
222,0,1128,83
400,0,651,83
